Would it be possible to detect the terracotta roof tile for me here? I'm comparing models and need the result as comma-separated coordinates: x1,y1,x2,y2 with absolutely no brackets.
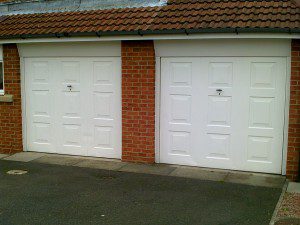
0,0,299,38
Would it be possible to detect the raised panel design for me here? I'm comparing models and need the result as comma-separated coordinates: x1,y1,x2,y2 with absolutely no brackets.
62,125,82,147
94,126,112,148
206,134,230,159
249,97,274,128
33,123,51,144
209,63,233,87
170,132,191,155
160,57,285,174
32,62,49,83
26,57,121,159
61,61,80,83
171,62,192,86
251,62,275,89
247,136,272,162
208,96,232,126
32,91,50,116
94,93,113,118
171,95,191,123
93,61,113,85
62,92,81,118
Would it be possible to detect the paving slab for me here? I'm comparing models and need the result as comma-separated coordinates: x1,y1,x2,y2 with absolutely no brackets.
287,182,300,194
170,166,228,182
74,158,127,171
3,152,45,162
33,155,83,166
0,154,9,159
225,172,285,188
119,163,177,175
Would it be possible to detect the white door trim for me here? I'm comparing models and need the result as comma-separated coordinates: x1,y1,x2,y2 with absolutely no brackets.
20,55,27,152
155,57,161,163
281,56,291,175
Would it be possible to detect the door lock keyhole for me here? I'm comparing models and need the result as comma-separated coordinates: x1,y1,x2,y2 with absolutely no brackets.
216,89,223,95
67,85,73,91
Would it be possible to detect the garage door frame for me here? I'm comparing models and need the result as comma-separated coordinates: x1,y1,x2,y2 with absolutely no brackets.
19,42,122,158
154,39,292,175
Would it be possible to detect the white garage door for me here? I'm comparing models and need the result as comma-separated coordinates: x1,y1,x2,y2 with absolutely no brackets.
25,57,121,159
160,57,286,174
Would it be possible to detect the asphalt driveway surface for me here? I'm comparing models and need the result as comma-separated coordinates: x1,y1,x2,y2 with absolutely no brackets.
0,160,281,225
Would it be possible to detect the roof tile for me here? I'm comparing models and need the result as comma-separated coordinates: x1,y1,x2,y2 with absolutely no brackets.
0,0,299,38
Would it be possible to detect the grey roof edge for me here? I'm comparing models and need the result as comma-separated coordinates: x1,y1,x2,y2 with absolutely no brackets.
0,0,168,16
0,28,299,40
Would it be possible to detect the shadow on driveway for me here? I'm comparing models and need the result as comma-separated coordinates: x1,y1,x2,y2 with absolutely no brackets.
0,160,282,225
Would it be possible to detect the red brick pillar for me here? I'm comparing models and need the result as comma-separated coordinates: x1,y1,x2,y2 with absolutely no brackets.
121,41,155,163
287,40,300,181
0,44,23,154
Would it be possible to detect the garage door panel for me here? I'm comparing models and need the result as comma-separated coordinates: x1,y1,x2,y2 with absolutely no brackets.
61,61,80,82
250,62,276,89
249,97,275,129
160,58,196,164
25,58,56,153
26,57,121,159
31,61,49,82
170,95,191,124
93,92,114,119
56,59,86,155
204,58,235,167
169,131,191,155
209,62,233,88
90,125,117,158
93,61,114,84
94,126,113,147
88,58,121,158
62,124,82,145
31,123,52,145
62,92,82,118
31,91,51,118
241,58,286,173
161,57,286,174
207,96,232,127
206,133,231,160
170,62,192,86
247,136,273,162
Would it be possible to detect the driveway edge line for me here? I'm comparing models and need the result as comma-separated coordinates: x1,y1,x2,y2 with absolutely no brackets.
269,180,288,225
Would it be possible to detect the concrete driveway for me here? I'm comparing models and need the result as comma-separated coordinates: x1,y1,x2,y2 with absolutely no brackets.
0,160,282,225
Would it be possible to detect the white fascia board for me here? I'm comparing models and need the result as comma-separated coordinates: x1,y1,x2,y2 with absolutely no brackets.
0,33,299,44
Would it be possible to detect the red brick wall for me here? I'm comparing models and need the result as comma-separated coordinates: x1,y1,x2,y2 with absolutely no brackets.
0,44,23,154
287,40,300,181
121,41,156,163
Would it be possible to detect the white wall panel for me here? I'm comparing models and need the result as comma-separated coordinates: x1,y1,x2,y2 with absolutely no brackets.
18,42,121,57
155,39,290,57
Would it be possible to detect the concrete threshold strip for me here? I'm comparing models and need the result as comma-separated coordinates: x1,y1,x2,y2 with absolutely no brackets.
1,152,285,188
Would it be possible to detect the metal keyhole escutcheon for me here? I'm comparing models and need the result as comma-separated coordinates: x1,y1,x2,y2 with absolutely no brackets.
216,89,223,95
67,85,72,91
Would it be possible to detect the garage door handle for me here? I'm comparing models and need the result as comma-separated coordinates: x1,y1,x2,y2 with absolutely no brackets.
67,85,73,91
216,89,223,95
